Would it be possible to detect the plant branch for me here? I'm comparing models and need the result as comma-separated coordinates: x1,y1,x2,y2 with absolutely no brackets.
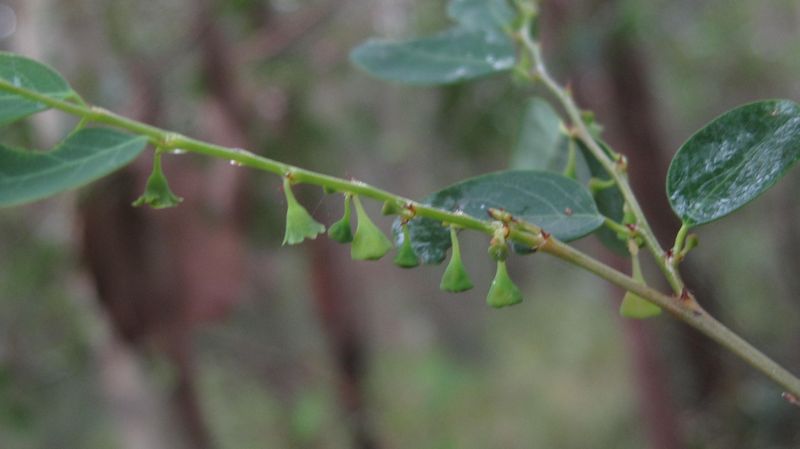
1,74,799,397
515,17,685,295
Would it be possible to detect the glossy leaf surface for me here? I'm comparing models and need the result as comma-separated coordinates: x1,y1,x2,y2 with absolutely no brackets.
667,100,800,226
0,52,73,126
0,128,148,207
396,170,604,264
350,27,515,86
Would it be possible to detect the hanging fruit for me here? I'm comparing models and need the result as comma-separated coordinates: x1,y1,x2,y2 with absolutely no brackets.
440,226,473,292
132,151,183,209
282,176,326,245
351,195,393,260
328,194,354,243
394,222,420,268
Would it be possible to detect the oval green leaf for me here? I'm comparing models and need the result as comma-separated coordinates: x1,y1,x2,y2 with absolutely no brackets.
394,170,605,264
0,128,148,207
667,100,800,226
350,27,515,86
447,0,515,34
0,52,73,126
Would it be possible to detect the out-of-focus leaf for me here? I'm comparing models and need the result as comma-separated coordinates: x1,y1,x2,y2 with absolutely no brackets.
350,27,515,86
510,97,568,171
394,170,604,264
0,52,73,126
0,128,148,207
667,100,800,226
447,0,515,33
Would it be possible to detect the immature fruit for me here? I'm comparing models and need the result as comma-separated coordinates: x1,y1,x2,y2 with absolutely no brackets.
619,247,662,318
328,194,353,243
486,260,523,308
282,177,326,245
351,196,393,260
440,227,473,292
133,152,183,209
393,224,420,268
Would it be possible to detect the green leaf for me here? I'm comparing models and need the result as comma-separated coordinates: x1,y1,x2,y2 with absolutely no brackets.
447,0,515,33
510,97,568,171
350,27,515,86
0,52,73,126
0,128,148,207
667,100,800,226
396,170,605,264
577,140,628,255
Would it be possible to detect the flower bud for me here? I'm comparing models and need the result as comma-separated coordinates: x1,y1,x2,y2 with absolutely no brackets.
440,227,473,292
486,260,523,308
132,152,183,209
328,194,353,243
282,177,326,245
394,223,420,268
351,196,393,260
619,249,662,319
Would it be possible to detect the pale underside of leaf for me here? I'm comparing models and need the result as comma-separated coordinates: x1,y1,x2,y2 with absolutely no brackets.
0,128,148,207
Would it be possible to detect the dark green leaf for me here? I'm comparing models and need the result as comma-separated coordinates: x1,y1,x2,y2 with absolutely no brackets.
394,170,605,264
0,128,148,207
577,140,628,255
0,52,73,126
510,97,568,171
350,27,515,86
447,0,515,33
667,100,800,226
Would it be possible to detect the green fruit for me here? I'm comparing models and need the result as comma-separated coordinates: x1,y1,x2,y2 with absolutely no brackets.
394,224,419,268
381,200,402,216
351,196,393,260
440,227,473,292
282,177,326,245
132,152,183,209
486,260,523,308
328,195,353,243
619,252,662,319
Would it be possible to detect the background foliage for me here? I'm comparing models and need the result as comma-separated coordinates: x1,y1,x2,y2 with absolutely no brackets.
0,0,799,448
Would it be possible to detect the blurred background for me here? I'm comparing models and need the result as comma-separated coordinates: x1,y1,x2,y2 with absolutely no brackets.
1,0,799,448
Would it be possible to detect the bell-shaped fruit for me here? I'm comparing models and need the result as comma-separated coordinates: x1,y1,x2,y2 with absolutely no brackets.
351,196,393,260
619,250,662,319
394,224,419,268
486,260,523,308
133,152,183,209
440,227,473,292
282,177,326,245
328,194,353,243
